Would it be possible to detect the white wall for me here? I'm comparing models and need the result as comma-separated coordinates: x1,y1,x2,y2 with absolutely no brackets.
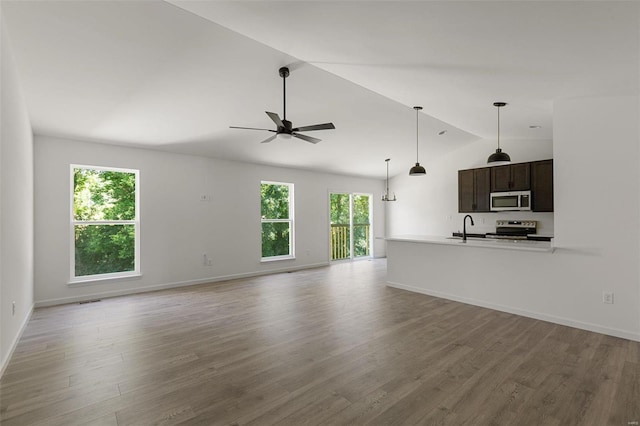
386,95,640,341
386,137,554,237
1,18,35,374
34,135,385,305
552,95,639,339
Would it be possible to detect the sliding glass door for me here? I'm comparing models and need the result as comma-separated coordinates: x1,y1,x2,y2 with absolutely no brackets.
329,193,372,261
352,194,371,257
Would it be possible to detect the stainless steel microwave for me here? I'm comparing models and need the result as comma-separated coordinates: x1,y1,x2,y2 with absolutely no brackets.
490,191,531,211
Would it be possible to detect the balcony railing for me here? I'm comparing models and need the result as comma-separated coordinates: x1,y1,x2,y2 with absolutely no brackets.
330,223,370,260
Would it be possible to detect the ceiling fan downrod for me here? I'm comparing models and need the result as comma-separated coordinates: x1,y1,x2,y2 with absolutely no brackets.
279,67,289,121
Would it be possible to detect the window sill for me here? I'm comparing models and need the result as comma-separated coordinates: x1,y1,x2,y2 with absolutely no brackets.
68,273,143,287
261,256,296,263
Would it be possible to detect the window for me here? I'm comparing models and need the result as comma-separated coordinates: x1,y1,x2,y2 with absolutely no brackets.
71,165,139,282
261,181,294,260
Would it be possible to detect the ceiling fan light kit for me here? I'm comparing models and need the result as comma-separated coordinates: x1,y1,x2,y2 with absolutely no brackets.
409,106,426,176
230,67,335,144
487,102,511,165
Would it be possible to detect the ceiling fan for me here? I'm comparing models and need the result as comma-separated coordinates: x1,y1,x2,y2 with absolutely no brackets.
230,67,335,144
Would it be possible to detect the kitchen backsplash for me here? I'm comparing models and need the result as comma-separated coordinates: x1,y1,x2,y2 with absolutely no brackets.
451,211,554,236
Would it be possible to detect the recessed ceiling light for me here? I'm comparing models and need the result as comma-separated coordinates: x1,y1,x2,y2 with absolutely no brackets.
438,130,447,135
529,125,542,129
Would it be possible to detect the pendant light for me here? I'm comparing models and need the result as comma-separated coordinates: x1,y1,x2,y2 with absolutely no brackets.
487,102,511,165
381,158,397,202
409,106,426,176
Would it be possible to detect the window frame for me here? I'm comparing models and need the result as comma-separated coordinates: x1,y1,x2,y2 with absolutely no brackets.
69,164,141,284
328,191,373,261
260,180,295,262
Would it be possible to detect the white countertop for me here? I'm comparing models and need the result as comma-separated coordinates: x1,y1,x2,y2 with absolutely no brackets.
386,235,554,253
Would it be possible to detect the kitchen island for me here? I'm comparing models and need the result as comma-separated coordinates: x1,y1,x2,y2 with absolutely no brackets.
388,234,554,253
386,234,558,329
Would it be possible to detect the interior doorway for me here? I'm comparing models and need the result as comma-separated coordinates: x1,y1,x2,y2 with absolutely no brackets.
329,193,372,261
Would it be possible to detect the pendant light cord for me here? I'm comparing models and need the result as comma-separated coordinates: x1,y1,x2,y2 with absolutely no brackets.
409,106,425,176
283,74,286,121
488,102,510,164
415,107,419,163
497,105,500,150
386,160,390,195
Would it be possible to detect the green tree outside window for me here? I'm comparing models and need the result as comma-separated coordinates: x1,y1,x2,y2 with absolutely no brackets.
73,167,138,278
261,182,293,258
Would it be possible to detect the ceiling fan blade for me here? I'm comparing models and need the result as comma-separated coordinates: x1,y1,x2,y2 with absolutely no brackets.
230,126,276,132
293,133,321,144
291,123,335,132
260,134,278,144
266,111,284,127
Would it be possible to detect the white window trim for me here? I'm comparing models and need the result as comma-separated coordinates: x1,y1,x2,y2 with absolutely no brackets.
69,164,141,284
261,181,295,262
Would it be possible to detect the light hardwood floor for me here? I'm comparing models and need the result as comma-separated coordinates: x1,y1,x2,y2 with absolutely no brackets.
1,259,639,425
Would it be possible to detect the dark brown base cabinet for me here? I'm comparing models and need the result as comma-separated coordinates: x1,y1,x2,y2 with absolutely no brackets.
458,159,553,213
458,168,491,212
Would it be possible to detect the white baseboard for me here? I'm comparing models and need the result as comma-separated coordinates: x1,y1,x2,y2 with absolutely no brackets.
387,281,640,343
35,262,330,308
0,303,34,379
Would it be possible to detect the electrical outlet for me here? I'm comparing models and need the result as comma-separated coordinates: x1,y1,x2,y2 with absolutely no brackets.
12,301,16,316
603,291,614,304
200,194,211,202
203,254,212,266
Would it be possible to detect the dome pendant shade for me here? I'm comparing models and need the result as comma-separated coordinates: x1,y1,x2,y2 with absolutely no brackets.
487,148,511,164
487,102,511,165
409,106,426,176
409,163,426,175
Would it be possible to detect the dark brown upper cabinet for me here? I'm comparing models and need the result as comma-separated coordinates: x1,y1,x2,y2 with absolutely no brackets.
490,163,531,192
531,159,554,212
459,159,553,213
458,168,491,212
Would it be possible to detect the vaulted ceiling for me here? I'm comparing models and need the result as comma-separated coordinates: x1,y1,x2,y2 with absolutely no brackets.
2,1,638,178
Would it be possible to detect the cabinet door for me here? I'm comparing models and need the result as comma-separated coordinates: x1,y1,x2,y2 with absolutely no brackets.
510,163,531,190
491,163,531,191
531,160,553,212
490,165,511,192
474,168,491,212
458,169,474,212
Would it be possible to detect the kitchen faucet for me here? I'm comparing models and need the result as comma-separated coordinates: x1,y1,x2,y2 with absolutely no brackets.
462,214,474,243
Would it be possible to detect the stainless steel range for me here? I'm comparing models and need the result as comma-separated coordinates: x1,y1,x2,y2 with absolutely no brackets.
485,220,537,240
